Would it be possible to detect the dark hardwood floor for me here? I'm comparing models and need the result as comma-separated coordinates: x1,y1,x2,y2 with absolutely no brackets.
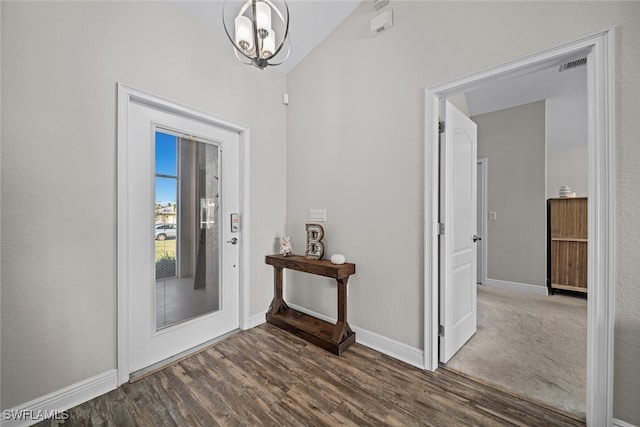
40,324,585,426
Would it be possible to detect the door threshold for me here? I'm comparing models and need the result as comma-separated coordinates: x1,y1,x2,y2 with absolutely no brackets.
129,329,241,383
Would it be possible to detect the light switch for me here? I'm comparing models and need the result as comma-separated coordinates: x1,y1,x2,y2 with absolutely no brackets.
489,211,497,220
309,209,326,222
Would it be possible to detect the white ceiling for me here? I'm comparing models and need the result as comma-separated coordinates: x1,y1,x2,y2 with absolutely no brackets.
172,0,362,74
464,58,588,150
465,61,587,117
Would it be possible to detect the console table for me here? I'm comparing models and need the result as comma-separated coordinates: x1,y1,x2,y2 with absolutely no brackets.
265,254,356,355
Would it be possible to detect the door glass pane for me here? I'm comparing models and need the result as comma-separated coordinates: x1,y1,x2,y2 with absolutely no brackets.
155,131,221,330
155,132,178,176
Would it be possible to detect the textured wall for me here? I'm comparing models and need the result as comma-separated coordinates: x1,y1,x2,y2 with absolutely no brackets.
474,101,547,287
1,1,286,409
286,1,640,424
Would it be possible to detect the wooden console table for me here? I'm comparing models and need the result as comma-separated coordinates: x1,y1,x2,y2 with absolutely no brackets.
265,254,356,355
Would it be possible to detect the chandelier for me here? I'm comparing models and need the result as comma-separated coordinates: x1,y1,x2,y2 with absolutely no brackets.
222,0,291,70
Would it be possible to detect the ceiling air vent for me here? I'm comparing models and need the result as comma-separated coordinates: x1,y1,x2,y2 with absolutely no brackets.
559,57,587,72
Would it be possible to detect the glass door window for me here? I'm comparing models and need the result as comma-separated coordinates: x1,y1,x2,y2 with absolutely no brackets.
155,131,221,330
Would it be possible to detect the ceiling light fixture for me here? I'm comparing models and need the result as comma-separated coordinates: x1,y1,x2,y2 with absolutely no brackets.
222,0,291,70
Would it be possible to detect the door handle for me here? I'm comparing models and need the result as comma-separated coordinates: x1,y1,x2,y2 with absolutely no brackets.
226,237,238,245
472,235,482,242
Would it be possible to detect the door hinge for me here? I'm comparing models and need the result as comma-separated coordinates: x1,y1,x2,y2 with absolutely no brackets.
439,325,445,337
438,223,445,235
438,121,445,133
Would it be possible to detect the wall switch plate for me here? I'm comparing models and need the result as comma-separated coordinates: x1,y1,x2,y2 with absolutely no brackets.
309,209,326,222
489,211,497,220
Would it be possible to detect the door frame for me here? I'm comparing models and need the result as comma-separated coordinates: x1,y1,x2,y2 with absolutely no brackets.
116,83,252,385
424,29,614,426
477,158,488,286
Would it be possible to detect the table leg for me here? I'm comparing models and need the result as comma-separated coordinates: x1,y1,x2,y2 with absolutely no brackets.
268,266,288,316
332,277,352,343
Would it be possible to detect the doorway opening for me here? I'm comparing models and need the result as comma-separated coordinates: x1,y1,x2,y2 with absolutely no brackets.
424,29,614,426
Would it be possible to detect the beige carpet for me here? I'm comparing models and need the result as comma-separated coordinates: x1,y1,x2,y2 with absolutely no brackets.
446,285,587,417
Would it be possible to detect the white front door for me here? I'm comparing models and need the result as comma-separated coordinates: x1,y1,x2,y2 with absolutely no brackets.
126,100,240,375
439,100,478,364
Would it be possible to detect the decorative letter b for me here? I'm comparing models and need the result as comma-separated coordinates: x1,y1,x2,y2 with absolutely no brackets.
305,223,324,260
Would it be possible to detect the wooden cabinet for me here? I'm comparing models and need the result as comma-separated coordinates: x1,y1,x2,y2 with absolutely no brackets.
547,198,588,294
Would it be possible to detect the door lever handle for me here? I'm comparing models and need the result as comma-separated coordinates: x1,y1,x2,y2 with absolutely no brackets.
472,235,481,242
226,237,238,245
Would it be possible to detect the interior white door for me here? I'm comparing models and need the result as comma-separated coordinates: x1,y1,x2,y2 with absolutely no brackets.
127,100,240,374
439,100,478,364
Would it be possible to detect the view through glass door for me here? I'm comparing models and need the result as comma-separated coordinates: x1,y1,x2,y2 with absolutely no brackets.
155,131,222,330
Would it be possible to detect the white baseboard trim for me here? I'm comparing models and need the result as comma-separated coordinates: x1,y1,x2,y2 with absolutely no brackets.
247,311,266,329
484,279,548,296
613,418,639,427
1,369,117,427
353,326,425,369
287,303,424,369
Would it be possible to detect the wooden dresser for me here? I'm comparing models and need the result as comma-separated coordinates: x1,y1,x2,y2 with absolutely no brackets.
547,197,588,294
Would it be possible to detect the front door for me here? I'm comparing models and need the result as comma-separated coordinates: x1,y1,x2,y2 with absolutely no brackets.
439,100,478,364
126,100,240,375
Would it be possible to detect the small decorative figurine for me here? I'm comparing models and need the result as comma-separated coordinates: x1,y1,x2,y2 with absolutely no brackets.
558,185,572,198
330,253,346,265
280,237,292,257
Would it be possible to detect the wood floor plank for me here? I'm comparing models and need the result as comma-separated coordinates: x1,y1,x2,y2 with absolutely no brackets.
36,324,585,427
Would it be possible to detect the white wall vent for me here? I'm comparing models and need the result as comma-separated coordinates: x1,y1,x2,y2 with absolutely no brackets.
559,57,587,72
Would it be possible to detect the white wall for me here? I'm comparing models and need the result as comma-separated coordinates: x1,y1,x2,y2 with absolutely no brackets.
547,146,589,198
1,1,286,409
545,68,588,151
286,1,640,424
474,101,547,288
546,66,588,198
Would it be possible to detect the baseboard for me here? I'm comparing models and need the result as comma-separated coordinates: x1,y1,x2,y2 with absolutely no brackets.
287,303,424,369
353,326,425,369
247,311,266,329
613,418,639,427
1,370,117,427
484,279,548,296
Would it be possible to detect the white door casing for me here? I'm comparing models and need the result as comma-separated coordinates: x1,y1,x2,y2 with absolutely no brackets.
439,100,478,363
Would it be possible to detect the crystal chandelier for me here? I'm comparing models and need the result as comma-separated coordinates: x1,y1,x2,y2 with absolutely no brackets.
222,0,291,70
